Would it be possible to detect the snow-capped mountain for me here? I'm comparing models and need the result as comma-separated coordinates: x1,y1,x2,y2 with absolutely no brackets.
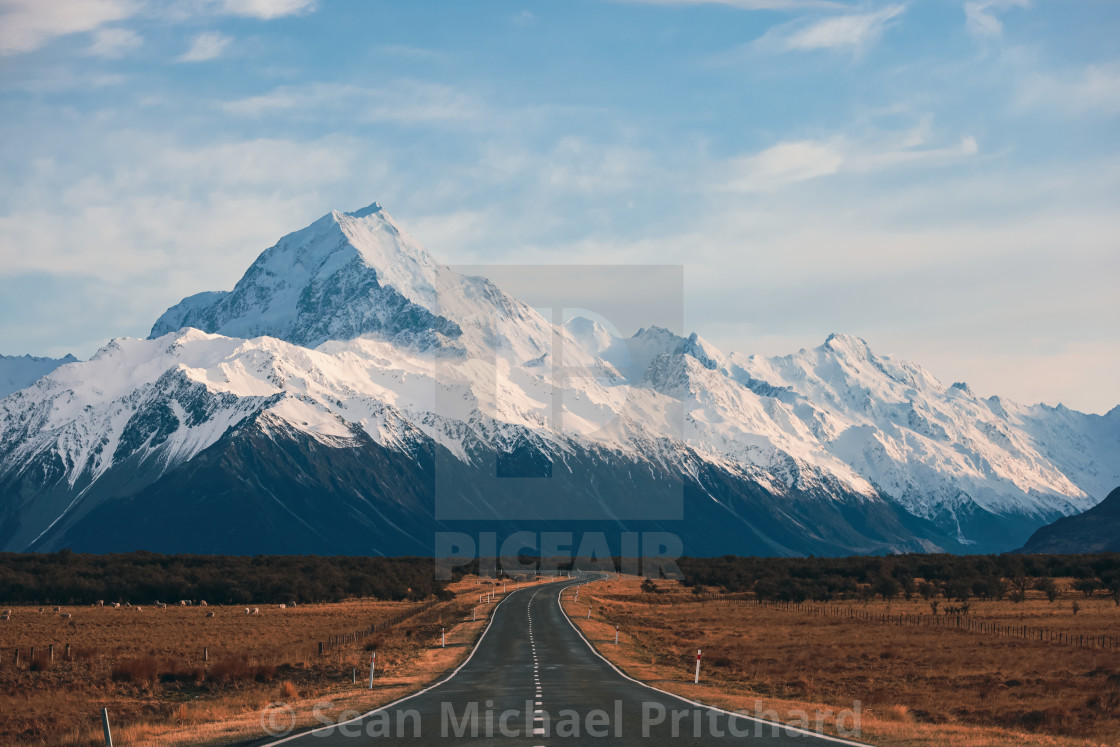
0,202,1116,556
149,203,551,362
0,353,79,399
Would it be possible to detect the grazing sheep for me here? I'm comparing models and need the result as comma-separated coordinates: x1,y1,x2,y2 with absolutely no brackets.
199,600,207,607
60,613,72,620
136,607,142,612
206,611,215,618
179,600,188,607
112,603,120,609
96,600,104,607
279,604,286,609
252,607,260,615
54,606,61,612
245,607,251,615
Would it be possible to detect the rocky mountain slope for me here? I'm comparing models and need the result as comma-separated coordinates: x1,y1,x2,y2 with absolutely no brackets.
1019,486,1120,554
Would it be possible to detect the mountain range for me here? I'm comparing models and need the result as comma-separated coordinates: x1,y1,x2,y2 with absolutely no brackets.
1,202,1116,557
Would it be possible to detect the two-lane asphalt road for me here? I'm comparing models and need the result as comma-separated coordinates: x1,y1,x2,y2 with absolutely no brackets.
259,574,871,745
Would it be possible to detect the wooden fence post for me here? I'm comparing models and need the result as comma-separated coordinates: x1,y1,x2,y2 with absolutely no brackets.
101,707,113,747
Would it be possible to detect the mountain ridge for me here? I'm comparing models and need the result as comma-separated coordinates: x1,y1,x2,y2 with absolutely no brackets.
1019,486,1120,554
1,201,1116,556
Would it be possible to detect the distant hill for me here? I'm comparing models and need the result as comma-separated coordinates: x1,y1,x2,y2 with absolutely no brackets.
0,353,78,398
1020,486,1120,553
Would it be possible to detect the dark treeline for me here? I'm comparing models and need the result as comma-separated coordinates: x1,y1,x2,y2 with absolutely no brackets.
0,550,454,605
678,553,1120,604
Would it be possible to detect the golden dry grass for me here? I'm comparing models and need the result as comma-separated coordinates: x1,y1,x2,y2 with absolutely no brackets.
565,576,1120,747
0,575,553,746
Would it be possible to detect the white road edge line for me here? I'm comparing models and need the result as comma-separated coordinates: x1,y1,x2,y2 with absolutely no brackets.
259,581,556,745
557,574,875,747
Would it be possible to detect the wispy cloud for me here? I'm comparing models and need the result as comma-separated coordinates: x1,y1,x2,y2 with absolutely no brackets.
0,0,317,58
713,4,906,61
963,0,1029,38
720,127,978,191
86,27,141,58
1017,62,1120,115
217,0,316,19
178,31,232,62
221,81,484,123
779,4,905,53
0,0,138,56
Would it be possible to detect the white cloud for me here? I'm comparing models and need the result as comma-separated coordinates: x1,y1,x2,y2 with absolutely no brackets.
0,134,377,353
721,128,978,191
781,4,905,52
964,0,1028,38
0,0,138,56
724,140,845,190
222,81,484,123
178,31,232,62
1017,63,1120,115
217,0,315,19
0,0,316,57
86,27,142,58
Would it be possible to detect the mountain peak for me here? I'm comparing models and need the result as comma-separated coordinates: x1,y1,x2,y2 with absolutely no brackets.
822,332,871,352
341,201,384,219
949,381,973,396
149,202,551,359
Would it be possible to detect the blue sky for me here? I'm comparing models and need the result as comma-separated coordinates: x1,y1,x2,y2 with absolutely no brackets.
0,0,1117,412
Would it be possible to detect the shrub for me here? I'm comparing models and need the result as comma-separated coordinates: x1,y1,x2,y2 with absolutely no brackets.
112,656,160,684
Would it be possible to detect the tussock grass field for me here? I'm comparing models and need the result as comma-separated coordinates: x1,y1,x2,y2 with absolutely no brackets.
566,576,1120,747
0,575,543,746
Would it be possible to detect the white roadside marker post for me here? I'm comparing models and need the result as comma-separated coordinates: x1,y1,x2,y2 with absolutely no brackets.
615,625,619,645
441,628,446,647
695,649,702,684
368,652,376,688
101,707,113,747
352,667,356,684
587,605,592,619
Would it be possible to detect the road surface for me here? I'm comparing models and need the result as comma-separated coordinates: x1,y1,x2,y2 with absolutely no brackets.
255,574,870,745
